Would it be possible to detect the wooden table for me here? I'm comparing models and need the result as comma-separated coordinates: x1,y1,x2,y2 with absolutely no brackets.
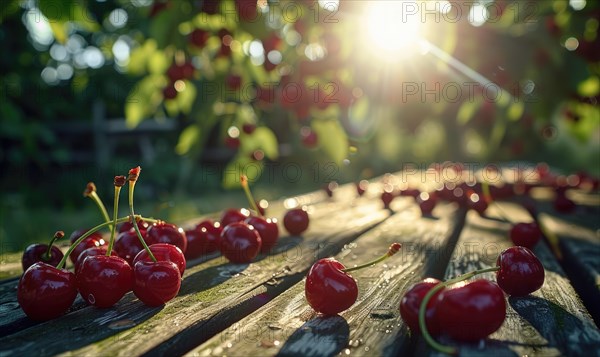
1,171,599,356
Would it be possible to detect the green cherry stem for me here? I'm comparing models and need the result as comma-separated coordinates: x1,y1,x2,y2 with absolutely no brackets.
481,181,514,224
240,175,262,216
128,167,157,263
107,176,126,256
84,182,113,231
43,231,64,261
342,243,402,273
56,216,134,269
418,266,500,355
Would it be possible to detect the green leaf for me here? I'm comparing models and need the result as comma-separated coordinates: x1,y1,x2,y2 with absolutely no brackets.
457,100,479,125
507,101,524,121
252,127,279,160
222,156,264,189
578,76,600,97
125,75,165,128
176,125,200,155
48,22,68,44
176,80,197,114
147,51,170,75
312,120,348,164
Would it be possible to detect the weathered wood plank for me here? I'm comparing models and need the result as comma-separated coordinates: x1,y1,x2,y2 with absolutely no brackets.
0,195,393,356
527,193,600,327
422,203,600,356
185,201,466,357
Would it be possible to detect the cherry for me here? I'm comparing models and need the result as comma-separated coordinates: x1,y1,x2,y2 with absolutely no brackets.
240,175,279,253
163,83,178,100
356,180,368,196
246,216,279,253
146,222,188,254
133,260,181,306
133,243,186,276
226,74,242,90
467,192,488,215
242,123,256,134
324,181,338,197
69,229,106,264
119,220,149,234
496,246,544,296
114,229,146,265
17,262,78,321
436,279,506,342
305,258,357,315
76,255,133,308
381,191,395,209
417,193,437,216
22,230,65,271
235,0,258,21
220,222,262,263
220,208,251,227
283,207,309,235
306,243,401,315
189,28,210,48
300,126,318,148
509,222,541,249
399,278,443,335
554,193,576,213
184,220,223,259
74,247,118,275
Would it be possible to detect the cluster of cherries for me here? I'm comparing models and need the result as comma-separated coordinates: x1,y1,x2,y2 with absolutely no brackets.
183,175,310,264
399,246,545,354
18,168,186,321
18,169,311,321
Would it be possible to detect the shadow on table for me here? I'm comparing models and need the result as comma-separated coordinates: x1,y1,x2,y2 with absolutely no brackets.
509,295,600,355
276,315,349,357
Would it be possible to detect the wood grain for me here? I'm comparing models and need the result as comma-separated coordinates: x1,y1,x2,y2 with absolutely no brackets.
422,202,600,357
185,201,466,357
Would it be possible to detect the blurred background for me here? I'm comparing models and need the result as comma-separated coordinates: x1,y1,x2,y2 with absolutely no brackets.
1,0,599,253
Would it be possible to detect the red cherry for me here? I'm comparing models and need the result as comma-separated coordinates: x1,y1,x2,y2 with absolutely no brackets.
74,247,118,275
245,216,279,253
220,222,262,263
76,255,133,308
201,0,219,14
468,194,488,215
220,208,251,227
436,279,506,341
69,229,106,264
225,136,240,149
554,194,576,213
324,181,338,197
242,123,256,134
381,191,394,209
133,260,182,306
300,127,318,148
226,74,242,90
133,243,186,276
509,222,541,249
399,278,443,335
163,83,178,100
283,207,309,235
119,220,149,234
185,220,223,259
146,222,187,254
22,244,63,271
356,180,368,196
235,0,258,21
305,258,358,315
496,246,544,296
417,193,437,216
17,262,77,321
189,28,210,48
114,229,146,265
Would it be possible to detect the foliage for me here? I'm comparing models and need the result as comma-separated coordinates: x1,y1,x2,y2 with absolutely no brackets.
2,0,600,191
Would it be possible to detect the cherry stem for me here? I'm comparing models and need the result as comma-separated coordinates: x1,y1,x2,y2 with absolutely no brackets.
106,186,122,256
342,243,402,273
87,189,113,231
56,216,134,269
481,181,514,224
240,175,262,217
43,231,64,261
128,179,157,263
418,266,500,355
